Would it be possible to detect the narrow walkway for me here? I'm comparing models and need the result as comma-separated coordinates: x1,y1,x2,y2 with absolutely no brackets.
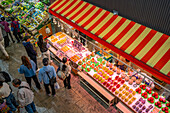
0,42,117,113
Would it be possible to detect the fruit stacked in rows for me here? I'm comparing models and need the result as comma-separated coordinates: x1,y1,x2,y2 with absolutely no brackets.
146,87,152,94
61,45,70,52
148,97,154,103
152,92,159,99
136,87,142,94
141,92,148,99
162,107,169,113
70,55,80,62
159,97,167,103
140,84,146,90
93,74,105,83
155,101,162,108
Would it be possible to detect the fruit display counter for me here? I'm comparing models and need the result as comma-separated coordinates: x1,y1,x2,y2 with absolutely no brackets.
78,55,169,113
47,32,91,64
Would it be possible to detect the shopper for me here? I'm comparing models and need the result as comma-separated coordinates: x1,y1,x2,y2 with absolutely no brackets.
0,71,11,83
23,37,38,70
0,17,15,43
0,27,9,59
11,17,22,43
18,56,41,90
0,23,9,48
0,81,19,112
0,98,12,113
59,57,71,89
37,35,51,63
38,58,56,96
12,78,37,113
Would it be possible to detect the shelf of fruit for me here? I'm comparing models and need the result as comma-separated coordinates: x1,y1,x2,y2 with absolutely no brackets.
48,32,91,64
134,84,170,113
78,54,169,113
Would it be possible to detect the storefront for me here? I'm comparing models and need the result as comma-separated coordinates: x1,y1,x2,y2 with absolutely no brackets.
47,0,170,112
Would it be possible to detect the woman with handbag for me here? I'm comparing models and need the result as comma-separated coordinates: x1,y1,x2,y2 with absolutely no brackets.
18,56,41,90
59,57,71,89
38,58,56,96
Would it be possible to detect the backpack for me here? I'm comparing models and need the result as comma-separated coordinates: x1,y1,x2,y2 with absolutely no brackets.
0,71,11,82
12,22,19,34
57,64,66,80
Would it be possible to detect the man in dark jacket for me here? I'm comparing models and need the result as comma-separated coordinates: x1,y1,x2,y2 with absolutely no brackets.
22,36,38,70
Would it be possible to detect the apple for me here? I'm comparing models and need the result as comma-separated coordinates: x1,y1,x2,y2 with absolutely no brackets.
165,107,168,110
163,99,166,103
165,110,169,113
140,85,143,88
155,102,158,106
144,92,147,95
151,100,154,103
142,93,145,97
138,91,141,94
149,91,152,94
162,108,165,111
112,88,116,92
144,95,147,98
155,95,158,99
155,92,158,96
152,93,155,97
158,104,161,108
160,98,163,102
166,103,169,107
148,98,150,101
158,101,161,105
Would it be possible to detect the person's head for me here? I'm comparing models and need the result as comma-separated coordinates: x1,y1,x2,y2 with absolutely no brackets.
1,17,5,21
38,35,43,44
62,57,67,64
46,26,48,28
12,78,21,88
21,56,32,69
0,81,3,88
43,58,49,66
11,17,14,21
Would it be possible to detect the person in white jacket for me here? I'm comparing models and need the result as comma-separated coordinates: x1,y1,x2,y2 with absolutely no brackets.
0,27,9,59
12,78,37,113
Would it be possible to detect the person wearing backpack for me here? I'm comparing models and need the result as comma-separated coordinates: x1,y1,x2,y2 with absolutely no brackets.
38,58,56,96
0,71,11,83
37,35,51,63
0,81,19,112
11,17,22,43
59,57,71,89
12,78,37,113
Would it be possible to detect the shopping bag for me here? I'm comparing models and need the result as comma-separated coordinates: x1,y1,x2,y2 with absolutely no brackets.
55,82,60,89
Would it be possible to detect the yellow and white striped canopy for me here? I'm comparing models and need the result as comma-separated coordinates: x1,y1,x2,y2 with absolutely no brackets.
49,0,170,83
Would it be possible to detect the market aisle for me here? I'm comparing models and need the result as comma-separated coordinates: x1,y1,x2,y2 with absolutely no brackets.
0,43,116,113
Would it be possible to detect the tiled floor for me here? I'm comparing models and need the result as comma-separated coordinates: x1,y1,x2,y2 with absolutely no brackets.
0,42,117,113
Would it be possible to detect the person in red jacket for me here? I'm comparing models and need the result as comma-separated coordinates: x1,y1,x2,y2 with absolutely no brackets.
10,17,22,43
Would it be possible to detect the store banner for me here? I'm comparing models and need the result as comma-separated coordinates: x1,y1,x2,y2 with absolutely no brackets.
38,23,53,37
48,0,170,84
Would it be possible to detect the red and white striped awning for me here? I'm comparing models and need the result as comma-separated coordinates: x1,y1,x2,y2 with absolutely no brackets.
49,0,170,84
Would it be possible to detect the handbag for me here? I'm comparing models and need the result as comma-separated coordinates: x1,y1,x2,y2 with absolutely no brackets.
45,71,56,85
57,64,66,80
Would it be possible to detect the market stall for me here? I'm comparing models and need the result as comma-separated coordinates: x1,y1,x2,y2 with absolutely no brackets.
48,0,170,112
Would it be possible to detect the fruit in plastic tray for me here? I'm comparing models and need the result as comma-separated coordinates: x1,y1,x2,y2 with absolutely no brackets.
122,90,126,94
103,81,107,85
146,87,152,94
118,77,122,82
82,64,86,68
132,91,136,95
108,71,113,76
78,60,83,65
131,76,136,82
98,64,103,68
141,92,148,98
115,76,119,80
148,97,154,103
135,101,139,105
121,95,126,100
162,107,169,113
61,45,70,52
93,74,97,78
132,97,136,101
155,101,162,108
105,75,109,80
112,66,117,72
128,100,132,105
105,68,109,72
123,84,127,88
140,84,146,90
95,74,99,79
152,92,159,99
59,34,66,38
112,88,116,92
138,110,142,113
125,86,129,90
91,58,95,63
128,79,133,85
119,87,123,91
136,79,141,85
87,55,90,60
87,68,90,72
125,76,129,81
115,90,119,95
86,61,90,65
55,32,62,36
132,105,136,109
103,73,107,77
136,88,142,94
94,67,98,72
101,79,105,83
121,74,126,79
70,55,80,62
98,77,102,81
125,98,128,102
159,97,166,103
116,84,120,88
109,86,113,90
90,63,95,68
128,94,133,99
51,38,58,42
106,83,110,87
83,58,86,62
166,102,170,107
118,93,122,97
142,106,146,110
57,38,67,45
91,52,95,57
125,91,129,96
50,35,55,39
102,60,105,64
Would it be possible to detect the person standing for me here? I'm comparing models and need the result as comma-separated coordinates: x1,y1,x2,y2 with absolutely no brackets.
37,35,51,63
11,17,22,43
18,56,41,90
38,58,56,96
12,79,37,113
0,27,9,59
23,37,38,70
0,17,15,43
0,81,19,112
59,57,71,89
0,23,8,48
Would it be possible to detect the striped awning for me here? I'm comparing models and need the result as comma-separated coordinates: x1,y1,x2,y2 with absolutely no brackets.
49,0,170,84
